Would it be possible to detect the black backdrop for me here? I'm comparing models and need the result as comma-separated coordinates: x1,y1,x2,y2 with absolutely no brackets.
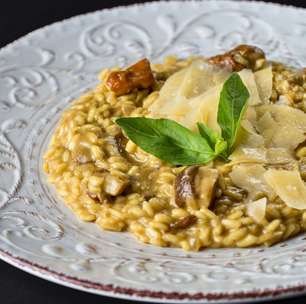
1,1,306,303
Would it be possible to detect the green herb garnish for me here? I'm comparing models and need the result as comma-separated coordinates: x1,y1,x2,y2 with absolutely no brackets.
197,122,227,157
116,117,216,165
116,73,249,165
217,72,250,154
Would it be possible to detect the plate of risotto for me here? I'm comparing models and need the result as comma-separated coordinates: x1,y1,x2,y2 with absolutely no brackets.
1,1,306,303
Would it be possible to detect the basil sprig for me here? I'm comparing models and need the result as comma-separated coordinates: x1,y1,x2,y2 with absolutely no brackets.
116,73,249,165
116,117,217,165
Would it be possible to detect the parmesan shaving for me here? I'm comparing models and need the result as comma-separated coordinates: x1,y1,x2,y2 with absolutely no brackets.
178,60,230,99
256,105,306,151
149,62,230,130
228,118,266,165
181,85,221,132
266,148,294,165
149,68,189,117
229,147,267,164
238,69,261,106
264,169,306,210
149,60,230,119
247,197,267,223
254,65,273,103
229,164,274,200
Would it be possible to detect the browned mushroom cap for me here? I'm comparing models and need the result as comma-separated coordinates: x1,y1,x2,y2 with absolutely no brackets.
208,44,266,72
175,166,219,208
106,58,155,96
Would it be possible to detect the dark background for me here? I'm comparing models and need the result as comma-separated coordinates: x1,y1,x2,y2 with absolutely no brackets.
0,1,306,303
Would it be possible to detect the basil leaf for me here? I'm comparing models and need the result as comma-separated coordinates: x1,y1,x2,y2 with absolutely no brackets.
116,117,216,165
217,73,250,154
197,122,216,149
215,140,228,157
197,122,227,158
197,122,226,153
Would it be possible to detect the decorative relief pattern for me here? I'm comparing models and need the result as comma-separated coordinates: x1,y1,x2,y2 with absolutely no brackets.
80,21,154,67
0,48,59,109
0,1,306,302
0,119,24,208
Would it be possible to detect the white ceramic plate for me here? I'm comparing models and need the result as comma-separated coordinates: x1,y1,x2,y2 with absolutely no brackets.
1,1,306,302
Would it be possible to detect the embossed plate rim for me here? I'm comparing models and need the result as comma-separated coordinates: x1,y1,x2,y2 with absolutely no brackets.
1,248,305,303
1,0,306,56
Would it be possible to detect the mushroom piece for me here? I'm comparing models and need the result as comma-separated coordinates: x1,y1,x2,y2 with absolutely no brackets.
113,135,137,165
106,58,155,96
103,174,129,196
87,191,105,204
175,166,219,208
114,135,128,156
72,146,92,164
208,44,266,72
170,215,197,230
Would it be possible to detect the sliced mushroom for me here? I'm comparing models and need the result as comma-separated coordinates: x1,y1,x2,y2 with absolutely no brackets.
208,45,266,72
87,191,103,203
114,135,128,156
175,166,198,207
103,174,129,196
195,167,219,208
72,146,92,164
175,166,218,208
106,58,155,96
170,215,197,230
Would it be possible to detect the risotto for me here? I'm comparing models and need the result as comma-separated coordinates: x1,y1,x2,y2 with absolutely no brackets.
44,45,306,251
